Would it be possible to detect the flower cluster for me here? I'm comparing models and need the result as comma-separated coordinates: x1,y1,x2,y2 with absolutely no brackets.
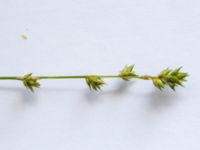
85,76,106,91
119,65,136,81
19,73,40,92
152,67,188,90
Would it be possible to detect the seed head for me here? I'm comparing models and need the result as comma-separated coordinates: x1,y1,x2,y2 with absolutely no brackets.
119,65,136,81
19,73,40,92
153,67,189,90
85,76,106,91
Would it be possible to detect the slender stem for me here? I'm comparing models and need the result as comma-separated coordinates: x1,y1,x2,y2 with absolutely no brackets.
37,75,88,79
0,76,18,80
37,75,131,79
0,75,150,80
0,75,153,80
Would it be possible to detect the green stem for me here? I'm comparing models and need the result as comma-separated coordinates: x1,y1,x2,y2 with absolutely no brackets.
0,75,154,80
0,76,18,80
37,75,132,79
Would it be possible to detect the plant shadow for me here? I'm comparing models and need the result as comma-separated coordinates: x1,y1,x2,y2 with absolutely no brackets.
0,86,37,103
83,81,135,102
0,83,181,111
145,88,180,111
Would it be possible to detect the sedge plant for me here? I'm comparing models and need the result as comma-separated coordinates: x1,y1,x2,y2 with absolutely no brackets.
0,65,188,92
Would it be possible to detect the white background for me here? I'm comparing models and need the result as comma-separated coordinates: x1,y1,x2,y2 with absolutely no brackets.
0,0,200,150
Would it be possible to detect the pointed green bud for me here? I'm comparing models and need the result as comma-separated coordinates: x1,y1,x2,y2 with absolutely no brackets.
177,72,188,80
159,68,171,77
152,78,165,90
168,82,176,91
171,67,182,76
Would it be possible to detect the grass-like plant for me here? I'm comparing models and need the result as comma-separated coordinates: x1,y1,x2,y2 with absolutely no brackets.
0,65,188,92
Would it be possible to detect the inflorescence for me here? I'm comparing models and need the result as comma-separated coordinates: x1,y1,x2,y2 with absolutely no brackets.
0,65,188,92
